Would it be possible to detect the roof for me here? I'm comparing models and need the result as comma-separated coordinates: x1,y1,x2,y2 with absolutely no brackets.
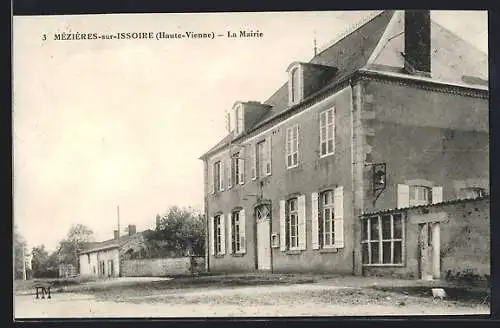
361,195,490,217
78,231,149,254
200,11,394,159
200,10,487,159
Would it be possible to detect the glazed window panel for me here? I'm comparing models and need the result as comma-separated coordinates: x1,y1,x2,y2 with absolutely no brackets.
214,215,222,255
286,125,299,168
320,107,335,156
213,161,222,192
320,190,335,248
231,153,239,185
231,211,241,253
361,214,404,265
410,185,431,206
287,198,299,249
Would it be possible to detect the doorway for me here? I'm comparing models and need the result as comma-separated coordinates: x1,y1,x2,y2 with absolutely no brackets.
255,204,272,270
418,222,441,280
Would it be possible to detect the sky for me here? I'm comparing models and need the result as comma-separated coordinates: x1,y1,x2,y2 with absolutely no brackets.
12,10,488,253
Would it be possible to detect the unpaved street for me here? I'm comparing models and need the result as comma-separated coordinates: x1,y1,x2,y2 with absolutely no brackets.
14,280,490,318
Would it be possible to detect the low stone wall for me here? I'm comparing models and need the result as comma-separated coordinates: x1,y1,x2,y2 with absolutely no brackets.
120,257,206,277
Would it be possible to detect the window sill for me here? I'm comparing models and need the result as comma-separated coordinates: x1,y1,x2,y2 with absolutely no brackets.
362,263,405,267
231,252,245,257
213,254,225,258
319,152,335,160
319,248,339,253
285,250,302,255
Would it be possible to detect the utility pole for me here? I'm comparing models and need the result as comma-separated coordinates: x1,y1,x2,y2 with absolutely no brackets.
21,244,26,280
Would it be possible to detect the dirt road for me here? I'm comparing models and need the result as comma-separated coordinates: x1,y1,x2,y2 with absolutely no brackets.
14,281,489,318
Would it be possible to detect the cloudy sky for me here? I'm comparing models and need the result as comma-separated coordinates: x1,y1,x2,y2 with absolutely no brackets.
13,11,488,252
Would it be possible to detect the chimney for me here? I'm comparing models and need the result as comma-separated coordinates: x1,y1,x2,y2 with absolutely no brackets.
128,224,136,236
404,10,431,75
113,230,119,240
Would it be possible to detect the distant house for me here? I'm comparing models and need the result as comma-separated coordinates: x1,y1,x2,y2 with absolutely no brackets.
78,225,150,278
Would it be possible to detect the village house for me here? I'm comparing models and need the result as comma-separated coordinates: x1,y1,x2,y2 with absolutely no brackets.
199,10,489,280
78,225,148,277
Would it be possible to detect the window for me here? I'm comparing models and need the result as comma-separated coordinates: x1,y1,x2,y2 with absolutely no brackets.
213,161,222,192
231,153,239,185
362,214,404,265
257,141,266,177
459,187,486,199
231,211,241,253
291,67,300,104
286,125,299,168
87,254,90,264
410,186,431,206
214,215,223,255
320,190,335,248
320,108,335,156
235,105,244,134
286,198,299,249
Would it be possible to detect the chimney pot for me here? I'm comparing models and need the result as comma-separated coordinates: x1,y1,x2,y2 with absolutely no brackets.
128,224,136,236
113,230,119,240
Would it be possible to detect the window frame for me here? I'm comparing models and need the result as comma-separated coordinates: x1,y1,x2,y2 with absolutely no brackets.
320,190,336,248
256,140,266,178
361,213,405,266
213,161,222,192
409,185,431,206
286,198,300,250
286,124,299,169
231,153,240,186
214,214,223,255
459,186,487,199
319,107,335,157
231,211,241,254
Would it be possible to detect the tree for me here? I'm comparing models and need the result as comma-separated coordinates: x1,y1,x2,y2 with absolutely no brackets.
57,224,95,272
66,224,95,244
31,244,58,278
146,206,206,257
13,225,28,280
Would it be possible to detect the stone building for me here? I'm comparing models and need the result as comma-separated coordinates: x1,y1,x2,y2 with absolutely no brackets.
78,225,148,277
199,10,489,279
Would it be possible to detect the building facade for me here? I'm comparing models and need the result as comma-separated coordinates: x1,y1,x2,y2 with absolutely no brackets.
199,10,489,278
78,225,146,278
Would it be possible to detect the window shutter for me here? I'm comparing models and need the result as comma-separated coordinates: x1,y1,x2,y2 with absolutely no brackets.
432,186,443,204
227,213,233,255
334,186,344,248
332,107,336,154
397,184,410,208
279,200,286,251
298,194,307,250
311,192,320,250
208,162,214,195
239,147,245,184
251,144,257,180
219,214,226,255
239,209,246,254
220,161,225,191
266,135,272,175
296,125,301,165
227,157,232,189
209,216,215,256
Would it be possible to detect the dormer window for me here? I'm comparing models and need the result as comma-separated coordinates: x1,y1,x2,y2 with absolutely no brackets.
228,103,244,135
235,104,243,134
287,62,303,106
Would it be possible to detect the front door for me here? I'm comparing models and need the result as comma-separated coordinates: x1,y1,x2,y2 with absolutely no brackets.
256,204,272,270
418,222,441,280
